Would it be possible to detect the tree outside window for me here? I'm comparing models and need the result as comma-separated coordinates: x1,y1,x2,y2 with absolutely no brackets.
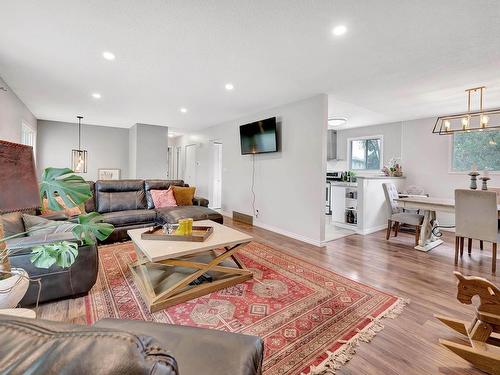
350,138,382,170
451,131,500,171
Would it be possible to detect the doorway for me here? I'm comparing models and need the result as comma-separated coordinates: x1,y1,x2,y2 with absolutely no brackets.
211,142,222,209
184,144,197,185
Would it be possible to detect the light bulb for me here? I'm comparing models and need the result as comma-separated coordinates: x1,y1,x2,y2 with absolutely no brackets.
480,115,489,128
443,120,451,131
461,117,469,130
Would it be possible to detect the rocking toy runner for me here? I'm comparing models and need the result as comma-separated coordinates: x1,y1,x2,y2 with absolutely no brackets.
435,272,500,374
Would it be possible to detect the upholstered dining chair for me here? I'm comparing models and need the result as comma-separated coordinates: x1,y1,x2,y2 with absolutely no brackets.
382,183,424,246
455,189,499,273
477,187,500,252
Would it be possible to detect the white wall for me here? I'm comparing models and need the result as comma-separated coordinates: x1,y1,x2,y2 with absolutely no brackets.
401,117,500,222
0,76,37,143
327,121,402,172
192,94,328,245
129,124,169,179
37,120,130,181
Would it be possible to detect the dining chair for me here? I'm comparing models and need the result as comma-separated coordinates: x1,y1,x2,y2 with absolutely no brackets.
477,187,500,252
383,183,424,246
455,189,499,273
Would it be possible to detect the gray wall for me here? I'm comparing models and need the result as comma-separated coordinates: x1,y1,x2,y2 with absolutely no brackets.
129,123,168,179
37,120,129,181
0,76,37,143
327,121,402,172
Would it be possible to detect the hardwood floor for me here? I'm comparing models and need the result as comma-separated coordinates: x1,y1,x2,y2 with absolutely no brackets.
37,218,499,374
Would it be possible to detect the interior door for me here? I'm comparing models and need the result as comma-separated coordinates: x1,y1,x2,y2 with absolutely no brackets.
212,142,222,209
184,144,197,185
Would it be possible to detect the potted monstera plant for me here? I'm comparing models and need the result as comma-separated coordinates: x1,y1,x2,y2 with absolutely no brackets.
0,168,114,308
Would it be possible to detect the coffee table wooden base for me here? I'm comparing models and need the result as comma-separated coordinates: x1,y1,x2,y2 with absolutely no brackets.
129,242,253,313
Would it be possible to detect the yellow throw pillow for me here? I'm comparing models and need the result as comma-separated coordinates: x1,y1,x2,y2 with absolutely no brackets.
172,186,196,206
42,196,83,217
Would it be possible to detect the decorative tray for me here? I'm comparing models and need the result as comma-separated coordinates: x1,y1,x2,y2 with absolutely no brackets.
141,225,214,242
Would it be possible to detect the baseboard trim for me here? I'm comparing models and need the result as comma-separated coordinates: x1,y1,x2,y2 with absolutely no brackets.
358,224,388,235
220,211,323,247
253,221,323,247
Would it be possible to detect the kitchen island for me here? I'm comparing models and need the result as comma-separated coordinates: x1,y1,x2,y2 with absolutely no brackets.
331,176,405,235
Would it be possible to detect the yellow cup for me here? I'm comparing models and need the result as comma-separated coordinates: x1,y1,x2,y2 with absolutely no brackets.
186,218,193,235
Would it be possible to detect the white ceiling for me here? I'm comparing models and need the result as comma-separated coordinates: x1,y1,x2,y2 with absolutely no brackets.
1,0,500,130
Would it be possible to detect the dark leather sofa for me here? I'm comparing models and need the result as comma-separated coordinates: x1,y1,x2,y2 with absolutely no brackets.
0,315,264,375
2,211,98,307
87,179,223,243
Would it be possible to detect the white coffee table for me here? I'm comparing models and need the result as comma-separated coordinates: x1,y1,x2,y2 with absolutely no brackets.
127,220,253,312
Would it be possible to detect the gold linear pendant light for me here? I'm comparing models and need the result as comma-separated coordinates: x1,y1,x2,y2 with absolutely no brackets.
433,86,500,135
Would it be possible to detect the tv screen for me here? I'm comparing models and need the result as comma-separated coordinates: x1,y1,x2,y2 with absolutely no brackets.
240,117,278,155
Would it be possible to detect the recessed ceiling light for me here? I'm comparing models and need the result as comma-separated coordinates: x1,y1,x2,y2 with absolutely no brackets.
332,25,347,36
91,93,101,99
168,133,175,138
180,107,187,113
225,83,234,91
102,51,115,60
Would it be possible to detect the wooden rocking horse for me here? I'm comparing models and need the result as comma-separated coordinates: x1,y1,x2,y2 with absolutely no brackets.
435,272,500,374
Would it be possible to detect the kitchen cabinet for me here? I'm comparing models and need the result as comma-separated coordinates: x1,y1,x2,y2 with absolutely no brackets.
326,129,337,160
331,185,346,223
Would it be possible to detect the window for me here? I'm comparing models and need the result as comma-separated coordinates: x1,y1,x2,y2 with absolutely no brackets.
451,131,500,172
21,122,36,161
349,137,382,170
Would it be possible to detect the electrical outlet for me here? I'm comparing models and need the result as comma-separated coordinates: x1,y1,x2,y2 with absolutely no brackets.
255,209,259,218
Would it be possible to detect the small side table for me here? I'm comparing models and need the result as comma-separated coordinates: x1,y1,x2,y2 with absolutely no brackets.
0,308,36,319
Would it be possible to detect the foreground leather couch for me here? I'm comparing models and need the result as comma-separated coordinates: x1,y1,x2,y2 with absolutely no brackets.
0,315,264,375
3,211,98,307
86,179,224,243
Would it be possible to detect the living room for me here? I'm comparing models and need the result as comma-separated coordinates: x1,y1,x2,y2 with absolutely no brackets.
1,2,500,375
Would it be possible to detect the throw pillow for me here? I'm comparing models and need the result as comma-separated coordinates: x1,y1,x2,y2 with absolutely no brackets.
22,214,76,237
42,196,83,217
151,188,177,208
172,186,196,206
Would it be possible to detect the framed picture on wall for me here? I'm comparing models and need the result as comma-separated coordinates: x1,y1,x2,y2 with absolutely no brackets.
98,168,121,180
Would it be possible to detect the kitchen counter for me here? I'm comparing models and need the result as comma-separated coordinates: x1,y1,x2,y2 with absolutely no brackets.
356,176,406,180
330,181,357,187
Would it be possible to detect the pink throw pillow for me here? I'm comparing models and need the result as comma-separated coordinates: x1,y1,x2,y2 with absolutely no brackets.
151,188,177,208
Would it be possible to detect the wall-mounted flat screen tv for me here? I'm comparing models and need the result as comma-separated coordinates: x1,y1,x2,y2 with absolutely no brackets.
239,117,278,155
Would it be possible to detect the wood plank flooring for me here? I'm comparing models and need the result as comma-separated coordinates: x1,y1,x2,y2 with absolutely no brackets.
37,218,499,374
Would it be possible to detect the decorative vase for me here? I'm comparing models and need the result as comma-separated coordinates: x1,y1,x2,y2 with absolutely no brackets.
0,268,29,308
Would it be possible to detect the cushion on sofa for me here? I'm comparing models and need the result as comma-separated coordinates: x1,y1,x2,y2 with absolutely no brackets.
151,188,177,208
156,206,222,224
95,318,262,375
22,214,76,236
101,209,157,227
95,180,147,213
172,186,196,206
41,196,83,217
1,211,26,237
144,180,185,209
0,316,178,375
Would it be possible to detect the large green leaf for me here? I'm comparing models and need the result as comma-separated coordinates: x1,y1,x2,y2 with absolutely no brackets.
30,241,79,269
72,212,114,245
39,167,91,211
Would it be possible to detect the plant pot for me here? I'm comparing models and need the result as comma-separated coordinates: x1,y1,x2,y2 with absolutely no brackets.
0,268,29,308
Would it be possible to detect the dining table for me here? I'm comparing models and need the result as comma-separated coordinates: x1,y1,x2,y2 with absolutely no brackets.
394,196,500,252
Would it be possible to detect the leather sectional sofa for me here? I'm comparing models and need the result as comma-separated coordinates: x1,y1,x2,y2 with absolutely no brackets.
0,315,264,375
86,179,224,243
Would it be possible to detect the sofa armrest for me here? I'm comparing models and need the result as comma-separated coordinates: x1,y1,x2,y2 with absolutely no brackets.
192,197,209,207
6,232,78,253
39,213,70,221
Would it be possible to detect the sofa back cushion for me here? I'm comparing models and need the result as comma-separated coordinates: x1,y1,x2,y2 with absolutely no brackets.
95,180,147,213
0,315,178,375
85,181,96,213
145,180,185,209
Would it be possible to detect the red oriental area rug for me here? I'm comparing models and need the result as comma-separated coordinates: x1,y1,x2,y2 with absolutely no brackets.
85,241,407,375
